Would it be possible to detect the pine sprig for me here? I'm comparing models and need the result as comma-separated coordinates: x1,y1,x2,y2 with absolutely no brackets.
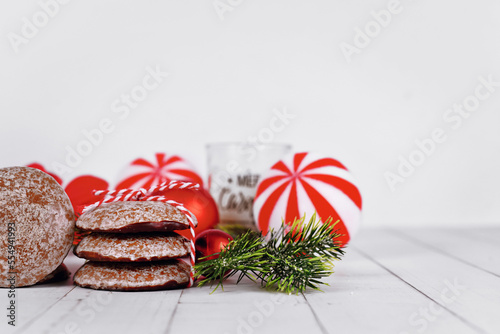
194,214,345,294
194,230,266,290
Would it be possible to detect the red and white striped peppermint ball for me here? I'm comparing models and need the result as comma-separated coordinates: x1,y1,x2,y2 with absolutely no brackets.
253,152,362,245
115,153,203,190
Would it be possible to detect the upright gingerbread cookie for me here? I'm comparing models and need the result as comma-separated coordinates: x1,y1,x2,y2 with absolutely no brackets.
0,167,75,287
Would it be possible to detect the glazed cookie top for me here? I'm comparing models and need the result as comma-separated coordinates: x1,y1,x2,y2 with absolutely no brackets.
76,201,197,232
0,167,75,287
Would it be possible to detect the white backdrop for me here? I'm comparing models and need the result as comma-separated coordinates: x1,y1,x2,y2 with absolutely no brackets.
1,0,499,228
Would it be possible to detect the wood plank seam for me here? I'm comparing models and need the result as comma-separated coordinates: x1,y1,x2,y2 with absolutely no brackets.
14,286,77,334
164,289,184,334
352,246,486,334
389,229,500,279
302,293,329,334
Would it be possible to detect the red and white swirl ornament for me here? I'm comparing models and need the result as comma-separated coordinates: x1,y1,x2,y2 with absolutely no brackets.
82,180,200,287
253,152,362,246
115,153,203,190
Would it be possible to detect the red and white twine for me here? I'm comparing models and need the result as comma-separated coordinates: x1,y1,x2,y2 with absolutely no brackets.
82,180,200,287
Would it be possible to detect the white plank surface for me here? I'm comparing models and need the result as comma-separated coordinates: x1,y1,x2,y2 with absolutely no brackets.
353,229,500,334
464,228,500,247
394,228,500,277
1,228,499,334
170,290,317,334
304,249,480,334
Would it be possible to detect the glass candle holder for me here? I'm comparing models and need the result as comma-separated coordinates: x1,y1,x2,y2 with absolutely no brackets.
206,143,292,232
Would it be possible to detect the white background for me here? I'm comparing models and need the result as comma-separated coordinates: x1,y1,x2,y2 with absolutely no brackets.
1,0,499,228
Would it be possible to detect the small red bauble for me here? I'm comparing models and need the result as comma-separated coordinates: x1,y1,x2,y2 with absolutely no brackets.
151,187,219,239
65,175,109,216
65,175,109,245
194,229,233,262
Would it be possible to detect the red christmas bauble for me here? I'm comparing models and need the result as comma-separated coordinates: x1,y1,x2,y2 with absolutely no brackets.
65,175,109,216
194,229,233,262
151,187,219,239
65,175,109,245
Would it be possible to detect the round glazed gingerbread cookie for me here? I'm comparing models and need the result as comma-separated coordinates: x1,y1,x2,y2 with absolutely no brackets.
0,167,75,287
73,260,191,291
76,201,196,233
74,232,191,262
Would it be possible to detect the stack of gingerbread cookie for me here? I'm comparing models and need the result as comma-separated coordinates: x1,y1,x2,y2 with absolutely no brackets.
73,201,197,291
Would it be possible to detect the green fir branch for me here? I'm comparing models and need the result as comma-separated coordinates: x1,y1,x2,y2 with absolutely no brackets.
194,214,345,294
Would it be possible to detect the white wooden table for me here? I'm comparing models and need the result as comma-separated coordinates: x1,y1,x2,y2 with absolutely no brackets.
2,228,499,334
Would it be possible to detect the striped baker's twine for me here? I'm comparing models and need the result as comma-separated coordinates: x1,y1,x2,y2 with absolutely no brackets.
81,180,200,287
142,197,197,287
82,180,199,213
149,180,199,192
82,188,144,213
